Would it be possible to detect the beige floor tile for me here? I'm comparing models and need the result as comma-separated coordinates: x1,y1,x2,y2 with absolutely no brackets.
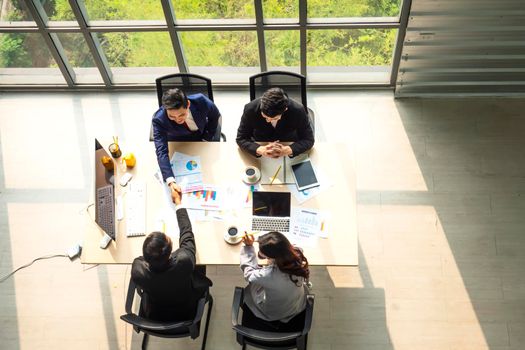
3,92,525,349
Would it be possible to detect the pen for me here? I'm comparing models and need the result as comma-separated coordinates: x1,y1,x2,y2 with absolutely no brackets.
270,165,282,185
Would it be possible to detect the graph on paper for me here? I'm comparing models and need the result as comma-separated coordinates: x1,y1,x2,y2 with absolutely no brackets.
182,185,223,211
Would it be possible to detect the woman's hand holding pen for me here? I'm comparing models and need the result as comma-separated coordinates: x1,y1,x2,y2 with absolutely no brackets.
242,231,255,246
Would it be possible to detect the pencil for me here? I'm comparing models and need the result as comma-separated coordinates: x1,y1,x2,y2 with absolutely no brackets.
270,165,282,185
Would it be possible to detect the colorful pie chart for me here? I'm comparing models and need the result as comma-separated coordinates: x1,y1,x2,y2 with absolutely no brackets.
186,160,198,171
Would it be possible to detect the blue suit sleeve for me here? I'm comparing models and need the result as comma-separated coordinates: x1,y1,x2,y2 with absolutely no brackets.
152,111,174,181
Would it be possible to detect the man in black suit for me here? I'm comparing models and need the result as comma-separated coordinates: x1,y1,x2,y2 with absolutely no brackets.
236,87,314,158
131,188,212,321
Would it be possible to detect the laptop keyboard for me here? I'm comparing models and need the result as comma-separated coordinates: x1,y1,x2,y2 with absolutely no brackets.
96,185,115,237
252,217,290,232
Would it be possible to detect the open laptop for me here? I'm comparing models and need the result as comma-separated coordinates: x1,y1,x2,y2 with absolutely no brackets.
251,191,291,233
95,139,116,240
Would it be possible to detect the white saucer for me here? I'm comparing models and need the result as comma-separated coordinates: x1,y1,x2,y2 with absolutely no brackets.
243,166,261,185
224,233,243,245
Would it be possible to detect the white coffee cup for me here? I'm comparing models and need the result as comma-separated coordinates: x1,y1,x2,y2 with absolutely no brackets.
243,166,261,184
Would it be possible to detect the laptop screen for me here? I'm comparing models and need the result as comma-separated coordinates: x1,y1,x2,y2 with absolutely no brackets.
252,191,291,217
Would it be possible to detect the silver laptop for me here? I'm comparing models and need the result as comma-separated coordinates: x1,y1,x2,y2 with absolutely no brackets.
251,191,291,233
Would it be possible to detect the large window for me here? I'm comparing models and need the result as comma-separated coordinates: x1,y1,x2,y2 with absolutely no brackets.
0,0,407,87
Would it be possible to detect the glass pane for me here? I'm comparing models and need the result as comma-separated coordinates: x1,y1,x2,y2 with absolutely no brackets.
263,0,298,20
0,0,34,21
266,30,300,70
0,33,66,84
307,29,397,83
308,0,402,18
56,33,103,84
171,0,254,19
85,0,164,20
41,0,75,21
97,32,177,83
180,31,259,83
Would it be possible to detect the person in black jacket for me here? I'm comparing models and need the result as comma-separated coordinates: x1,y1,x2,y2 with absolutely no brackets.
236,87,314,158
131,188,212,321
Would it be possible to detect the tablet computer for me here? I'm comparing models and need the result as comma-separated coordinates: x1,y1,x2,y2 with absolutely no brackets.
290,159,320,191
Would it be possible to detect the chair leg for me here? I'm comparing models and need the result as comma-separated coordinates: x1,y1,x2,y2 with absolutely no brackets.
141,333,149,350
201,295,213,350
297,334,307,350
305,334,308,349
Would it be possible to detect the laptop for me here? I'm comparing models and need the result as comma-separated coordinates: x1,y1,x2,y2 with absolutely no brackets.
95,139,116,240
251,191,291,233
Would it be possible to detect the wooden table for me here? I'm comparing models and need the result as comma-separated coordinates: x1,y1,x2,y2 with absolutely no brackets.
82,142,357,266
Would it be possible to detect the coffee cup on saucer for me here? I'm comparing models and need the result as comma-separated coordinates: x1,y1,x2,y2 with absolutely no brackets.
243,166,261,184
224,225,242,245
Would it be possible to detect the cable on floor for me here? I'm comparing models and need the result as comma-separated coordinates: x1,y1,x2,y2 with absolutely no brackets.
0,254,68,283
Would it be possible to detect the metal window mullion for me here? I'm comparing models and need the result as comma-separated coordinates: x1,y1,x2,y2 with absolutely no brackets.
254,0,267,72
160,0,188,73
390,0,412,86
26,0,75,86
299,0,307,77
68,0,113,86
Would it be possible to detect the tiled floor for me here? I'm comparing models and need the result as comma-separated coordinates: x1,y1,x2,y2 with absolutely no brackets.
1,90,525,349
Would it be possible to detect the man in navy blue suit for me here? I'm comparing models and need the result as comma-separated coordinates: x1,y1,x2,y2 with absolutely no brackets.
153,88,221,202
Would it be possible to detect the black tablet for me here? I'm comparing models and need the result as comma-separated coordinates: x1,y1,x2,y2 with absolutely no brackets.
290,159,320,191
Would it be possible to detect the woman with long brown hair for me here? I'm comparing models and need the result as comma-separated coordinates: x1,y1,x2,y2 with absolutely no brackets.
240,231,310,325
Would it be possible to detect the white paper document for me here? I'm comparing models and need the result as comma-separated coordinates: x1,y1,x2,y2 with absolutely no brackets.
288,207,323,247
223,183,260,209
287,168,332,204
182,184,224,211
171,152,204,193
155,208,180,239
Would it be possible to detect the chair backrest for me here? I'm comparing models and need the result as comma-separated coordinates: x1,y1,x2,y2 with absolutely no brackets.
231,286,314,350
249,71,308,110
121,278,213,349
156,73,214,107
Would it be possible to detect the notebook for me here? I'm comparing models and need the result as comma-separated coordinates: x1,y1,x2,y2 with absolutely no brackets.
260,153,308,185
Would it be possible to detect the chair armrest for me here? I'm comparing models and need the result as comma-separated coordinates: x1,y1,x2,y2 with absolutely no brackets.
301,294,315,335
125,278,138,314
233,325,301,342
231,286,244,326
191,291,209,323
120,314,192,332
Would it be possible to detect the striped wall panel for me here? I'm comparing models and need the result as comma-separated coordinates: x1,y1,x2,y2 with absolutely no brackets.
395,0,525,96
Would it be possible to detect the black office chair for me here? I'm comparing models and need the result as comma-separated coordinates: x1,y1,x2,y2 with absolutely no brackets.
231,286,315,350
249,71,315,134
151,72,226,141
120,278,213,350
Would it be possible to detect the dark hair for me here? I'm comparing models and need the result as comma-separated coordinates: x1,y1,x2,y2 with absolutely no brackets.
260,87,288,117
143,231,172,271
161,88,188,110
258,231,309,284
